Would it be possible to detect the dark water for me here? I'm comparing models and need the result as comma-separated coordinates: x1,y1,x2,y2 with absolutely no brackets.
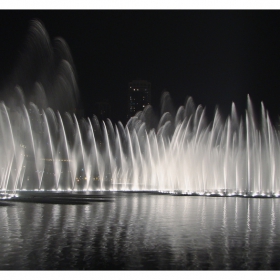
0,193,280,270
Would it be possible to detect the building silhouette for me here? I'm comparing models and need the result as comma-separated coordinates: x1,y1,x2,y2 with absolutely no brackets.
127,79,151,119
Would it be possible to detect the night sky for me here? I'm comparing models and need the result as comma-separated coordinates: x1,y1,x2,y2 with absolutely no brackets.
0,10,280,124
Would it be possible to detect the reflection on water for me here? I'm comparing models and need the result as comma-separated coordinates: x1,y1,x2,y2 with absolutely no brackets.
0,194,280,270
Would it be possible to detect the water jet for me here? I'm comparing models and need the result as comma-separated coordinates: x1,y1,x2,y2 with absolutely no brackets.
0,20,280,199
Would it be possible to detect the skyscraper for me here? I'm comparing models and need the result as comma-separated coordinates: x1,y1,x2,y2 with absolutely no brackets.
127,79,151,119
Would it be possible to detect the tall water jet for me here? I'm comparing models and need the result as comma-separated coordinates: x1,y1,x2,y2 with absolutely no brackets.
2,88,280,197
1,20,280,199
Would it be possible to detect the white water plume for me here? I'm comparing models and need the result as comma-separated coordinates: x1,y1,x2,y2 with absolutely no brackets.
0,94,280,197
0,19,279,198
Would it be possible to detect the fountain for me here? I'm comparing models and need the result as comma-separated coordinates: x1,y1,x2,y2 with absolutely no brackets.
1,93,280,198
1,20,280,199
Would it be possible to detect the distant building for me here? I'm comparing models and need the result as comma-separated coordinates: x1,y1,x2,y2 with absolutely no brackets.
127,79,151,119
94,100,111,120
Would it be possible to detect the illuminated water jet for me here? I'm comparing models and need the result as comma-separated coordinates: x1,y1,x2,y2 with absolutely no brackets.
0,95,280,198
0,20,280,199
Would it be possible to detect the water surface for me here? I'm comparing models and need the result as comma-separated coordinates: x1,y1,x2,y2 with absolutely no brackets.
0,193,279,270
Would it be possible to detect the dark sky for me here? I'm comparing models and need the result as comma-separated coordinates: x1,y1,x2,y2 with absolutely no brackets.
0,10,280,124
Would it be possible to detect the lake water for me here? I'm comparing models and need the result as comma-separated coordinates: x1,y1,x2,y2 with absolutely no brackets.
0,193,279,270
